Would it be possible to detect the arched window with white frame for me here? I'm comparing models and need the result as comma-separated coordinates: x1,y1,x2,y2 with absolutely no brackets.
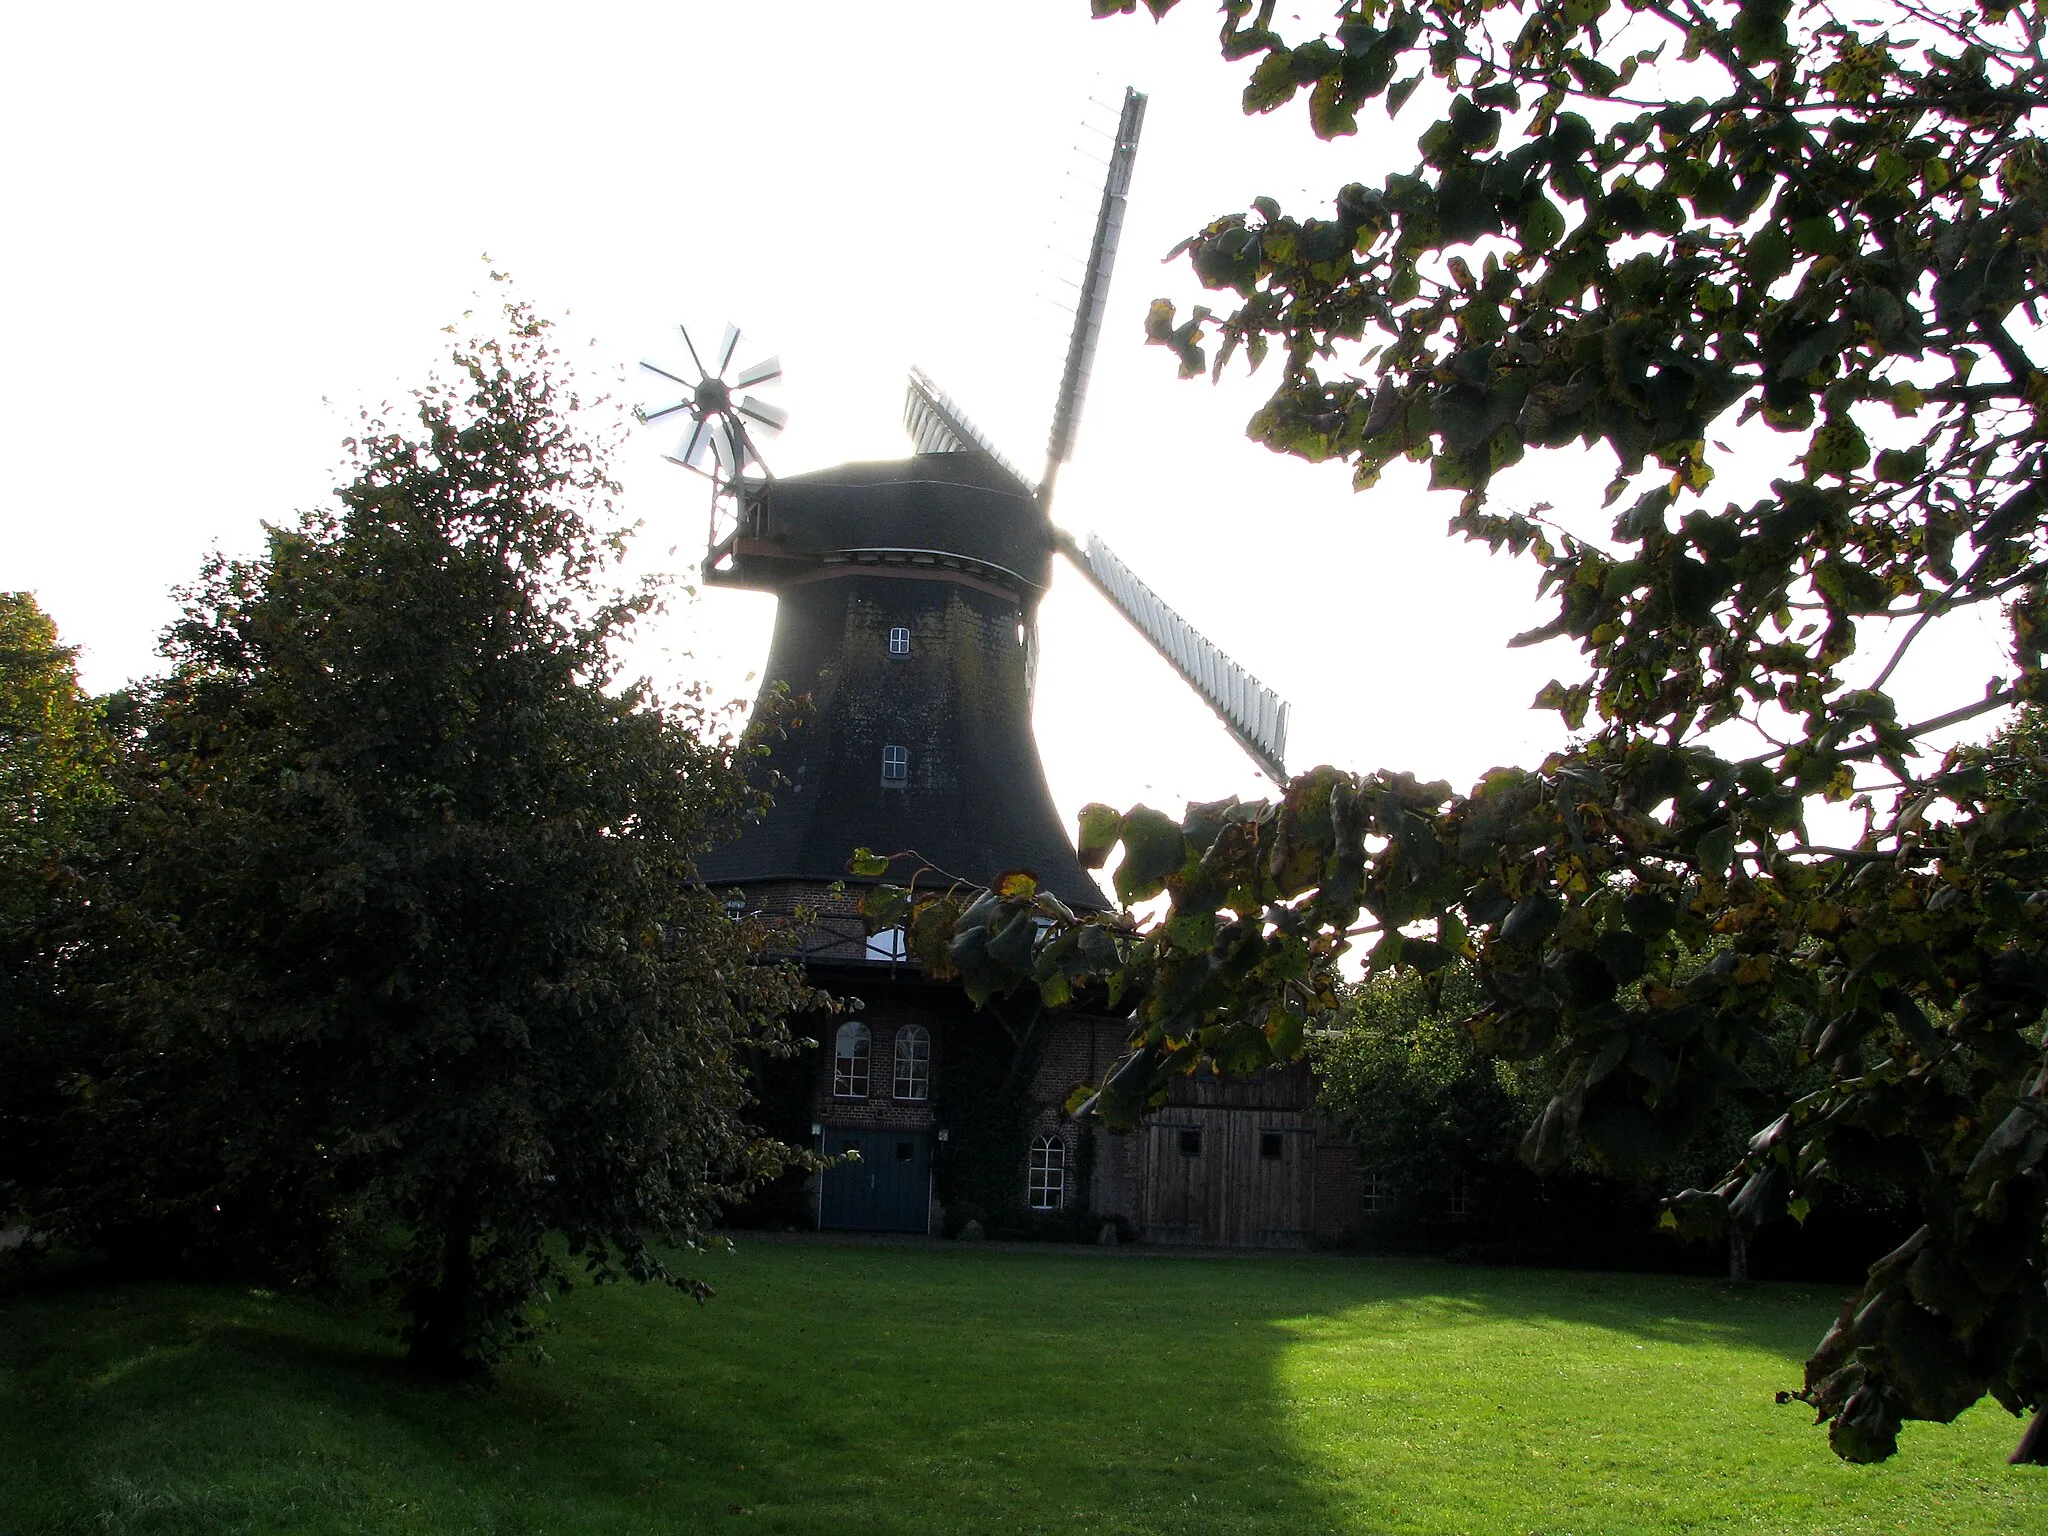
1027,1134,1066,1210
892,1023,931,1100
833,1021,871,1098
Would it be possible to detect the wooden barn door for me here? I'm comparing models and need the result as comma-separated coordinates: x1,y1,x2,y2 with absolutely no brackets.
1141,1111,1314,1247
1141,1114,1220,1245
1232,1120,1315,1248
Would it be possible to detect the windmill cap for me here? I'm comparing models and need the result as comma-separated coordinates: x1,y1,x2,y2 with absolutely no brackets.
737,453,1052,593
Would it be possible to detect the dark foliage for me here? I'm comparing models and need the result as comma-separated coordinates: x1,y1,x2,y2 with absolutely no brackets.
931,997,1060,1237
1314,964,1909,1275
867,0,2048,1463
8,299,826,1371
0,593,116,1232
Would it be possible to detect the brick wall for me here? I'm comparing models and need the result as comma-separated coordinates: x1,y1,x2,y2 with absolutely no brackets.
812,996,945,1133
1021,1015,1133,1225
1312,1139,1365,1243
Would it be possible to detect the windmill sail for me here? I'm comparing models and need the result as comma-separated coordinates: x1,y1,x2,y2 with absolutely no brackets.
902,367,1035,490
1072,533,1289,782
895,87,1291,778
1041,87,1148,509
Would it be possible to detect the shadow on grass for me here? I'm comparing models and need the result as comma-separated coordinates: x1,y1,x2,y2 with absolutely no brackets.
1,1244,1369,1535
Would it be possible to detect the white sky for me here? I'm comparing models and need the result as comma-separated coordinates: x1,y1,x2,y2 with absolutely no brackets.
1,1,2011,849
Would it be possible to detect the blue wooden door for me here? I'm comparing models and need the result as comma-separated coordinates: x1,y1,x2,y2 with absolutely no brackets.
820,1129,931,1233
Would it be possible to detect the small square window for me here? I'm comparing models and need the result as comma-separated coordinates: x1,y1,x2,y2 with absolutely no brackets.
1260,1131,1284,1160
888,626,911,656
1178,1128,1202,1158
881,744,908,783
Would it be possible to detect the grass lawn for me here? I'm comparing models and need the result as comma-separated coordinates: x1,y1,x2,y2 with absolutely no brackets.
2,1239,2042,1535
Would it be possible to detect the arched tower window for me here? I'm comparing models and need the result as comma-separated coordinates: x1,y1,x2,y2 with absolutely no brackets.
888,626,911,657
833,1021,871,1098
1027,1134,1066,1210
881,744,908,784
893,1024,931,1100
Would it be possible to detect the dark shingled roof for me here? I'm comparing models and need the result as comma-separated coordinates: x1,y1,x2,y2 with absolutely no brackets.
736,453,1052,590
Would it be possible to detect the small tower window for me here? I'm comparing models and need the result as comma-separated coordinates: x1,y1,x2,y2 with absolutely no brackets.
881,744,908,784
1028,1134,1066,1210
832,1021,871,1099
893,1024,931,1101
888,626,911,657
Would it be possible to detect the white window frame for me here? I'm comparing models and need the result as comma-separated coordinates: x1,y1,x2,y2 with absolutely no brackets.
881,744,908,784
888,626,911,657
1361,1174,1391,1215
864,926,907,962
892,1024,931,1101
1028,1133,1066,1211
832,1021,871,1099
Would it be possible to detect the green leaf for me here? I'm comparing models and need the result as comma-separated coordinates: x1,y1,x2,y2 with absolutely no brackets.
1243,48,1301,113
1748,226,1794,288
1500,891,1562,943
1113,806,1188,906
1076,803,1123,870
1308,72,1358,139
1518,196,1566,250
1167,907,1217,952
1804,415,1870,478
847,847,891,877
1875,445,1926,483
858,884,912,929
1695,822,1736,878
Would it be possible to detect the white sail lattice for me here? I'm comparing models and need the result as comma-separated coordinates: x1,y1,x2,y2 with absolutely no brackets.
1077,534,1289,781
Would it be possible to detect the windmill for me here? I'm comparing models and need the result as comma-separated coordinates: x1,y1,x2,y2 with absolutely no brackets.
674,88,1290,867
653,90,1326,1245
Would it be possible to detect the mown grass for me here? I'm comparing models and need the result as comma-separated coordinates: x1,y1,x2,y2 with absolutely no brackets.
2,1239,2041,1535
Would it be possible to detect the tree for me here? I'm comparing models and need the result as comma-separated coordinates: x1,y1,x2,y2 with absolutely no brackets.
924,0,2048,1463
59,298,824,1371
1314,966,1534,1204
1318,954,1886,1276
0,593,115,1223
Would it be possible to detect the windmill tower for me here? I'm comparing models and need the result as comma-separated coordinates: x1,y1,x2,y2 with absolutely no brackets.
647,90,1317,1242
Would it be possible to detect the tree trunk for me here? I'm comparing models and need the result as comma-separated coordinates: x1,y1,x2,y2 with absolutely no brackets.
2012,1407,2048,1466
408,1191,479,1376
1728,1223,1749,1283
